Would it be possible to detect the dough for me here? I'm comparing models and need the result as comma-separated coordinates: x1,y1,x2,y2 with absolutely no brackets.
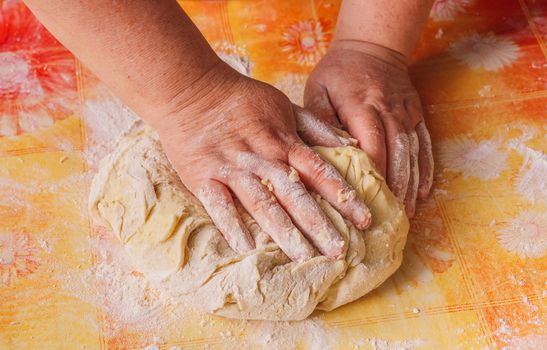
89,124,409,321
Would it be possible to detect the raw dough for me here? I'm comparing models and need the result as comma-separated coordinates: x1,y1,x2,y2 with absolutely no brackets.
89,124,408,321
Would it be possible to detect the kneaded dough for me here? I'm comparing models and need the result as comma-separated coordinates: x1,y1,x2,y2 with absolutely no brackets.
89,124,409,321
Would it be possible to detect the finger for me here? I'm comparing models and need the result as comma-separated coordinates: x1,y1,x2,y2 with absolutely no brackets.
293,104,353,147
404,130,419,218
303,81,341,127
405,96,426,128
227,173,315,262
416,121,434,199
196,180,255,253
382,114,410,202
338,103,387,176
288,143,372,230
242,154,346,259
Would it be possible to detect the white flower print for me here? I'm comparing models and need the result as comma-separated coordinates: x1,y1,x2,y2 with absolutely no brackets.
440,136,507,180
430,0,473,22
497,211,547,259
0,231,40,286
449,33,521,71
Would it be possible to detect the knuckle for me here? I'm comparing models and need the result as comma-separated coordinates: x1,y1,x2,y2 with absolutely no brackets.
267,160,291,178
287,142,307,161
309,159,333,185
290,186,310,204
365,95,389,112
251,193,277,214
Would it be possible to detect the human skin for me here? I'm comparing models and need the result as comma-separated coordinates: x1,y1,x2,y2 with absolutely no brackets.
305,0,435,217
23,0,375,262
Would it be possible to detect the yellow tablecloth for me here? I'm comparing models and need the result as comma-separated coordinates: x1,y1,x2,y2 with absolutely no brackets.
0,0,545,349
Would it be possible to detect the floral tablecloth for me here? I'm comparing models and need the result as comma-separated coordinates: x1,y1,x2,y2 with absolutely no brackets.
0,0,545,349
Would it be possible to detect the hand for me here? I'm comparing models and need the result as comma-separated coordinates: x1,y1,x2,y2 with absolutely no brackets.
304,40,434,217
151,61,372,262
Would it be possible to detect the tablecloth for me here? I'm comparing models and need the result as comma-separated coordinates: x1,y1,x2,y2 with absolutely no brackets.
0,0,545,349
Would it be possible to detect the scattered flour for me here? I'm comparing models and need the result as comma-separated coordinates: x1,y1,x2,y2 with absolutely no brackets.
364,337,426,350
37,238,52,253
512,144,547,204
478,85,492,97
242,319,340,350
435,28,444,39
59,235,173,336
82,96,139,168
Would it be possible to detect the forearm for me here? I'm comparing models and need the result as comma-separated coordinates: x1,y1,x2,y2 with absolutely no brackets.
334,0,434,59
23,0,221,125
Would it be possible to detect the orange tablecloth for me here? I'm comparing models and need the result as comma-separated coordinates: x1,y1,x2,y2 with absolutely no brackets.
1,0,545,349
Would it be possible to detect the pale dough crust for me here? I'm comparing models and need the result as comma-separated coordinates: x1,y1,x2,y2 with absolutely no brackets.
89,124,408,321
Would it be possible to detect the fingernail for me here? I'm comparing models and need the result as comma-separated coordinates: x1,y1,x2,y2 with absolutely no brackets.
337,135,358,147
418,180,433,199
285,228,315,262
355,209,372,230
405,203,415,218
328,238,346,259
337,188,356,203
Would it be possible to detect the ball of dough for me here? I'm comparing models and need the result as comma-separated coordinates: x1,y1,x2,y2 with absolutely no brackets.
89,124,408,321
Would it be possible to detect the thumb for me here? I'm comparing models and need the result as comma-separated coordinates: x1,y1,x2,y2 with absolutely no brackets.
304,80,340,127
293,104,354,147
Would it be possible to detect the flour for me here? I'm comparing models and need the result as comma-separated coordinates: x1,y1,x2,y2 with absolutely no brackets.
37,238,52,253
59,235,174,336
294,105,353,147
350,336,426,350
416,122,433,199
60,232,345,348
388,133,411,201
435,28,444,39
243,319,340,350
478,85,492,97
82,97,139,168
404,130,419,217
512,144,547,204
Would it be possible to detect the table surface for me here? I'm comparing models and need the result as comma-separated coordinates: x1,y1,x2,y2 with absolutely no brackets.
0,0,545,349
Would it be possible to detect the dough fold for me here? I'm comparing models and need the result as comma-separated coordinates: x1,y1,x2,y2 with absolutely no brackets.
89,125,408,321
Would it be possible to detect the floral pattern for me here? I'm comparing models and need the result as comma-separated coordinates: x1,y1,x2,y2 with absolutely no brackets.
280,19,331,66
0,0,77,137
430,0,473,21
497,211,547,259
439,136,508,180
1,0,546,347
212,42,252,76
0,231,39,286
513,144,547,204
449,33,521,71
388,198,454,291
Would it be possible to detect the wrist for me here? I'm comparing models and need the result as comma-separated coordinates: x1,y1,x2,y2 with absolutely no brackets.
333,0,433,59
328,39,408,70
141,58,242,132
